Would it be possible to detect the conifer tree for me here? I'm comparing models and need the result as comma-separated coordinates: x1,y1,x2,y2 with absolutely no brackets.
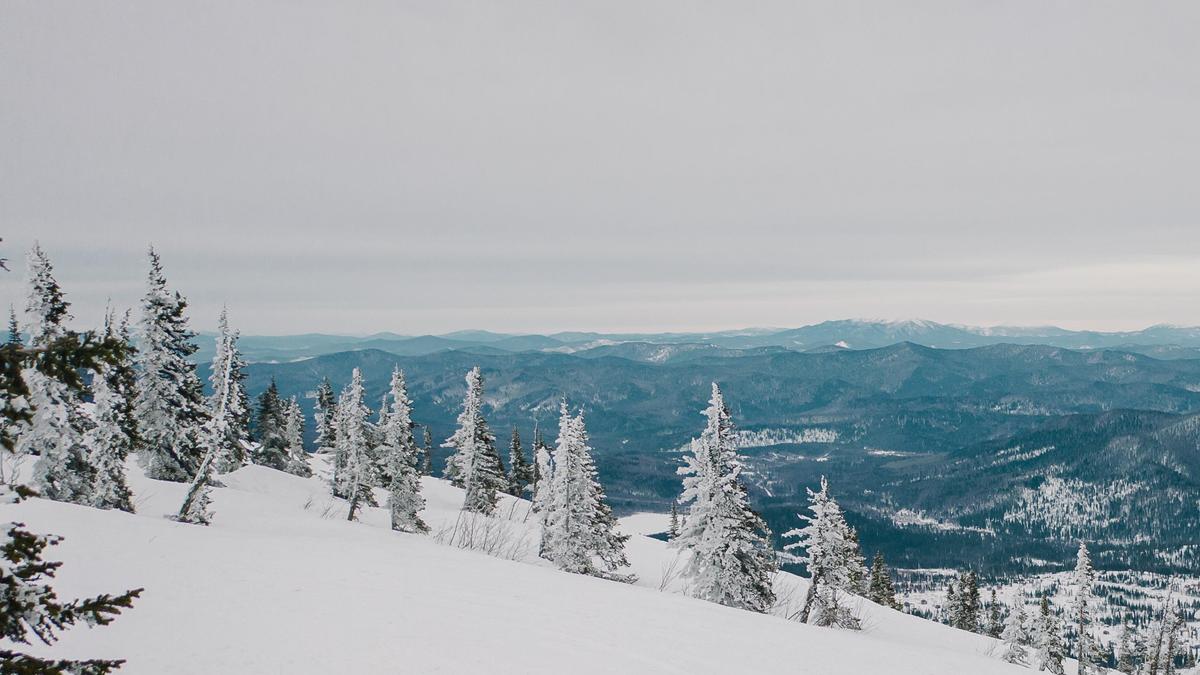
252,378,289,470
335,369,374,520
18,245,95,505
530,424,553,514
944,578,957,625
951,570,981,632
24,244,70,346
987,589,1003,638
1033,595,1067,675
313,377,337,453
868,552,900,609
208,308,250,473
134,248,208,482
175,316,250,525
6,306,19,346
673,384,776,612
420,427,433,476
442,367,505,514
845,528,868,595
1001,601,1030,665
1072,542,1098,674
0,484,142,673
282,396,311,477
86,369,135,512
784,476,860,627
506,427,534,497
668,502,679,541
379,368,426,533
107,311,140,448
539,403,631,579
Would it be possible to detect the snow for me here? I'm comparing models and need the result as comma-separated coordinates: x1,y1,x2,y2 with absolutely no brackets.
3,458,1033,674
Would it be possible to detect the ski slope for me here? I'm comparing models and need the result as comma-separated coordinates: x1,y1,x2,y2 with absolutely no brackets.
5,459,1033,674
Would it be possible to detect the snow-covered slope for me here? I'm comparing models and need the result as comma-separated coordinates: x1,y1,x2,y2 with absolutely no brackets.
5,460,1030,674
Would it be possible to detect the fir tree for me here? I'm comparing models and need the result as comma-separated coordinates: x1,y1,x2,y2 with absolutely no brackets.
208,308,250,473
335,368,374,520
539,403,631,579
668,502,679,541
673,384,776,612
867,552,900,610
1033,595,1067,675
1001,600,1030,665
20,247,93,505
530,423,553,515
506,427,533,497
174,318,249,526
134,248,208,482
379,368,426,533
282,396,311,477
784,476,860,628
442,367,505,514
0,485,142,674
1072,542,1098,674
420,427,433,476
23,244,70,346
845,528,868,595
952,570,981,632
6,306,20,347
987,589,1003,638
312,377,337,453
86,369,134,512
252,378,289,470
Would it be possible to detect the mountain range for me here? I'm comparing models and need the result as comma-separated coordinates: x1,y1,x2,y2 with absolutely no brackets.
212,334,1200,577
193,319,1200,365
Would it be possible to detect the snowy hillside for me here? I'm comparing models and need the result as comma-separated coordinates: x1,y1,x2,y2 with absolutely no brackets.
5,459,1034,674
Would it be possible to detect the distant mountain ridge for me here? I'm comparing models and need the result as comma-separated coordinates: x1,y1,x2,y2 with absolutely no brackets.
230,340,1200,575
193,319,1200,364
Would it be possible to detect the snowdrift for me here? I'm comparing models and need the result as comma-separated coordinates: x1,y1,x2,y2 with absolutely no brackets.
4,459,1029,674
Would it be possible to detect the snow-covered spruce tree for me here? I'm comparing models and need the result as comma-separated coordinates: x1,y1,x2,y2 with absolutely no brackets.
379,368,426,533
987,589,1003,638
1033,595,1067,675
19,245,95,505
335,368,375,520
251,378,290,471
420,427,433,476
1001,600,1030,665
312,377,337,453
0,484,142,674
23,244,69,347
442,367,505,514
134,248,208,482
784,476,860,627
868,552,900,609
86,368,135,512
668,502,679,541
673,383,776,611
539,403,631,579
174,314,252,525
282,396,311,477
1072,542,1098,674
951,570,981,632
845,528,868,595
530,424,553,515
208,308,250,473
506,427,533,497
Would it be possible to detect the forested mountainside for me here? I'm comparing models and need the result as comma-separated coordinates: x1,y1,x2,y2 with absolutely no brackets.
233,342,1200,575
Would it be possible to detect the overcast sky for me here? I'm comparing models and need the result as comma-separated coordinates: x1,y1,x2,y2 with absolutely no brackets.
3,1,1198,335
